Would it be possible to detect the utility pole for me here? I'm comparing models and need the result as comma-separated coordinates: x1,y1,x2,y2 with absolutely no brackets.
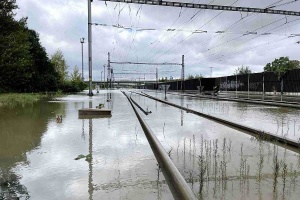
80,38,85,81
236,74,238,97
87,0,93,96
247,73,250,99
103,64,106,89
107,52,111,89
156,67,158,89
210,67,213,77
262,72,265,97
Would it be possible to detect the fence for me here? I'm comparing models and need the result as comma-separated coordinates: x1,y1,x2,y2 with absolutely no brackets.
145,68,300,93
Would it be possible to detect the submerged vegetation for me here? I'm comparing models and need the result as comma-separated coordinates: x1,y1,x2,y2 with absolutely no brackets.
171,134,300,199
0,93,63,108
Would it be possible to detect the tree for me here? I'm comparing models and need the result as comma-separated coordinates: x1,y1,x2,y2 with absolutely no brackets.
51,49,68,85
0,0,33,92
70,65,82,82
27,29,59,91
264,57,299,78
187,74,203,80
0,0,61,93
0,0,18,17
233,66,251,75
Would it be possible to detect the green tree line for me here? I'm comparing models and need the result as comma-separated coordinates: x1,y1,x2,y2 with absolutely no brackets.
0,0,86,93
233,57,300,76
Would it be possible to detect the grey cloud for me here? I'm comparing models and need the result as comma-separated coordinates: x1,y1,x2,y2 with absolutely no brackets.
16,0,300,79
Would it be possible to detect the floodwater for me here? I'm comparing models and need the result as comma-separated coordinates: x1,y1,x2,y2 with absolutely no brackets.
146,90,300,141
1,89,300,200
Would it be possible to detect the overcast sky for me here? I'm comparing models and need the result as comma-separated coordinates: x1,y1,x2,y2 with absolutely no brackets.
16,0,300,81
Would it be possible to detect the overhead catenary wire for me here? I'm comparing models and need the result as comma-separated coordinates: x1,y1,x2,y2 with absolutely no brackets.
162,0,300,64
91,22,300,37
100,0,300,80
144,0,219,63
138,0,202,61
149,0,240,63
193,16,300,64
168,0,298,65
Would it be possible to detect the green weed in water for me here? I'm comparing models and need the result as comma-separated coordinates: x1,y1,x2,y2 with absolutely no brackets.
0,93,63,108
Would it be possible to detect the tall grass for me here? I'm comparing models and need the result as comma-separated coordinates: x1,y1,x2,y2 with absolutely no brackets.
0,93,59,108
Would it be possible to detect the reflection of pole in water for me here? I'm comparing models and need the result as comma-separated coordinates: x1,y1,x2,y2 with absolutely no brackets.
88,118,93,200
82,102,85,140
180,96,184,126
181,110,183,126
88,100,93,200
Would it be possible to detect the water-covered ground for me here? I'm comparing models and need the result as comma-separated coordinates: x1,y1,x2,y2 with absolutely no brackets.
1,89,299,199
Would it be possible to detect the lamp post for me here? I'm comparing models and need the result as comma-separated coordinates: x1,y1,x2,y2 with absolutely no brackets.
101,71,103,89
80,38,85,81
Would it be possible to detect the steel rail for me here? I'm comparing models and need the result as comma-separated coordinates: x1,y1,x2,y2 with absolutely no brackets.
122,91,197,200
136,91,300,152
129,95,152,115
170,92,300,109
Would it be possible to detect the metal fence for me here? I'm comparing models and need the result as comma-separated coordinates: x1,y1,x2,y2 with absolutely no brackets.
145,69,300,93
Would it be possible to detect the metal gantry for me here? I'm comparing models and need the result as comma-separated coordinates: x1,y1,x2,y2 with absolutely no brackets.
109,53,185,91
100,0,300,16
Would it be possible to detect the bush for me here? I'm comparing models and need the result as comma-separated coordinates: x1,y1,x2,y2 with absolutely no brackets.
60,81,87,93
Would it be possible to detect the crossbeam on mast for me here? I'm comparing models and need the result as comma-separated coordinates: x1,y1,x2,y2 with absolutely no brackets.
100,0,300,16
114,72,156,74
110,61,182,65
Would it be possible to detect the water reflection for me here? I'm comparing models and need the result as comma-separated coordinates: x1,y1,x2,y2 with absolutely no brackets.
0,101,64,199
180,96,184,126
81,102,85,140
88,116,93,200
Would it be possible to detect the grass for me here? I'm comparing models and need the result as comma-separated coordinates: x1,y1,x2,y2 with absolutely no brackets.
0,92,63,108
171,134,300,199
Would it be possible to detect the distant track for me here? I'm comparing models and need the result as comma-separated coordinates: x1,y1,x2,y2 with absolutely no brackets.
134,91,300,153
154,90,300,109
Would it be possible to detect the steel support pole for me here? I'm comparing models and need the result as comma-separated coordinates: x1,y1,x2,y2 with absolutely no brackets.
88,0,93,96
181,55,184,92
103,65,106,89
156,67,158,90
235,74,237,98
108,52,110,89
81,38,84,81
248,73,250,99
226,76,227,92
109,53,112,89
263,72,265,99
199,78,202,94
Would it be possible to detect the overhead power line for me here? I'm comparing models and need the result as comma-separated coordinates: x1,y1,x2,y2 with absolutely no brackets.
100,0,300,16
91,22,300,37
